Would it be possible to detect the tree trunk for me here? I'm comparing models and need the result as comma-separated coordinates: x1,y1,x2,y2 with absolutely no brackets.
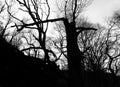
63,19,83,87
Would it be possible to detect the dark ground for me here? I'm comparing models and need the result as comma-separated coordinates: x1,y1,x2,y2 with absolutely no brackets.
0,37,120,87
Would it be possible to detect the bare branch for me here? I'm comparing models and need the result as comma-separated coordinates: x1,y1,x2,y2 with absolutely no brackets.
21,46,42,52
11,18,65,29
0,4,5,14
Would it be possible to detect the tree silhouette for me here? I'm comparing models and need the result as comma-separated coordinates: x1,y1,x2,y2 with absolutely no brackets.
1,0,120,87
1,0,97,87
0,0,63,87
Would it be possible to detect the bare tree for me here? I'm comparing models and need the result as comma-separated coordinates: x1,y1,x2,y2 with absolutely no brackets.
5,0,59,65
104,12,120,76
55,0,98,87
83,11,120,76
3,0,99,87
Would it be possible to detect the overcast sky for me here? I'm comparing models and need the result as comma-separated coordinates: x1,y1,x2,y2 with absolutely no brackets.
48,0,120,26
83,0,120,25
47,0,120,36
2,0,120,36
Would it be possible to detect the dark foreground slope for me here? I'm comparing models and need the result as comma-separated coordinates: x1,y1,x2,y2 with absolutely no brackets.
1,36,120,87
0,37,68,87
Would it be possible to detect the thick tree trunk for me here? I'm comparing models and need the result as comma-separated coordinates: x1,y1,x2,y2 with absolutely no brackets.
67,37,83,87
63,19,83,87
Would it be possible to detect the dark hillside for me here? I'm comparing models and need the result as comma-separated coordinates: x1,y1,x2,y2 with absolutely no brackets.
0,36,67,87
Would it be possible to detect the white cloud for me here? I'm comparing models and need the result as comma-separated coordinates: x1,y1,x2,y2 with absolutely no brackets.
83,0,120,25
